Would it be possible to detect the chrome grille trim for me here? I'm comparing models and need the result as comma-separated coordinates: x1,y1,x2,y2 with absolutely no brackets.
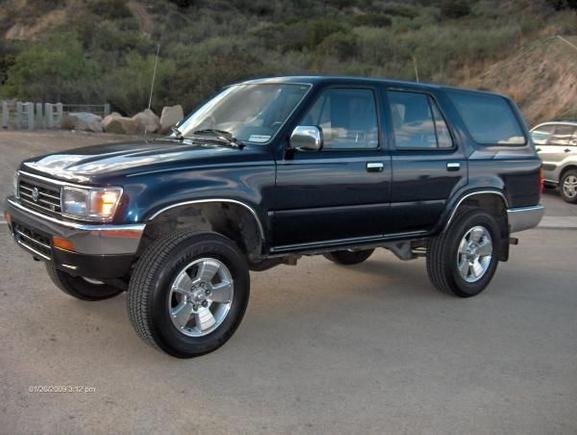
18,175,63,217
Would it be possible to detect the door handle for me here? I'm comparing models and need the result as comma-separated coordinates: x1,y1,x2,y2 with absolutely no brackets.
564,148,571,153
446,162,461,171
535,148,541,152
366,162,384,172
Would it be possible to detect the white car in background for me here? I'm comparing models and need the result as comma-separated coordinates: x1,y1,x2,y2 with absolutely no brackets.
531,121,577,203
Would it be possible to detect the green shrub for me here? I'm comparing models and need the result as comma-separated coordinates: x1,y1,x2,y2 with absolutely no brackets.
353,13,392,27
546,0,577,10
88,0,132,20
0,33,100,102
380,4,420,19
440,0,472,19
318,31,358,61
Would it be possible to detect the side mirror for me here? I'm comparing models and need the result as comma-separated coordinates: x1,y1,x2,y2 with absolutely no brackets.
289,126,323,151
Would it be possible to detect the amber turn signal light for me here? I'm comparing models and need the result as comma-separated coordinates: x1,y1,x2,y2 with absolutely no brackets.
53,236,75,252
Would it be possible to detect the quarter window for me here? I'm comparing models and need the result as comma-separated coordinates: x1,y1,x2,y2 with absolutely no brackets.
388,91,453,149
447,90,526,145
299,88,379,150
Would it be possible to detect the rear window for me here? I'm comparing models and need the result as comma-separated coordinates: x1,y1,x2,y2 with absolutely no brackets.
448,91,526,146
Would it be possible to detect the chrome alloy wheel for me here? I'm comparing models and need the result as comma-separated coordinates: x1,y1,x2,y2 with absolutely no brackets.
168,258,234,337
563,175,577,199
457,226,493,283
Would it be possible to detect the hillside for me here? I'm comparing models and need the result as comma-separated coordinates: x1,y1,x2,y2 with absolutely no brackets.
0,0,576,125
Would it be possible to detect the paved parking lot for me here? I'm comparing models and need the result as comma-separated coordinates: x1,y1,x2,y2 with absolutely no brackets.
1,131,576,434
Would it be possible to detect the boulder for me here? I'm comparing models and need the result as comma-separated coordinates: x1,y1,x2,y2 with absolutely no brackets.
131,109,161,133
160,105,184,133
102,112,122,130
102,115,139,135
62,112,103,133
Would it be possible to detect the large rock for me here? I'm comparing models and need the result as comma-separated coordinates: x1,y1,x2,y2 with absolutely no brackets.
102,112,122,128
102,113,139,135
160,105,184,133
62,112,103,133
132,109,161,133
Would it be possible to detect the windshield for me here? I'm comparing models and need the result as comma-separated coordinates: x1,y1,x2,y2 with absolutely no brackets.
177,83,311,144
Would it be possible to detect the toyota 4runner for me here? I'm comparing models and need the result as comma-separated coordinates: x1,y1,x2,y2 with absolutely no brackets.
5,77,544,358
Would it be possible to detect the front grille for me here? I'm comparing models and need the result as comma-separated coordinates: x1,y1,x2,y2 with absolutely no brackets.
13,222,52,260
18,176,62,217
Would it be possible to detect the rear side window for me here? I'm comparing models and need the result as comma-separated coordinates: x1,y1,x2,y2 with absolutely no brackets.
448,91,526,146
547,125,577,146
388,91,453,149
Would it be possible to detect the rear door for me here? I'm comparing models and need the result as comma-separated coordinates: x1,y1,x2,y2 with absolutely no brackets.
385,89,467,234
271,86,391,249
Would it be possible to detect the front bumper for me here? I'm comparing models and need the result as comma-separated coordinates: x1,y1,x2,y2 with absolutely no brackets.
5,197,145,279
507,205,545,233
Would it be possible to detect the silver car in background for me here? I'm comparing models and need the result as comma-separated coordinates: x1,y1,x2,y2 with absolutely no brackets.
531,121,577,203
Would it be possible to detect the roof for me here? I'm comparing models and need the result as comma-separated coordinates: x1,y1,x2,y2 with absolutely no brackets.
531,121,577,131
236,75,508,98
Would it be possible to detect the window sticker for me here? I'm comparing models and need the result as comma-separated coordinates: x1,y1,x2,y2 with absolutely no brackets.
248,134,271,143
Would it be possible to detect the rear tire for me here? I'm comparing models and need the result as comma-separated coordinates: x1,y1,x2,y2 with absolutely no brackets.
324,249,374,265
559,170,577,203
427,209,500,297
45,262,123,301
127,231,250,358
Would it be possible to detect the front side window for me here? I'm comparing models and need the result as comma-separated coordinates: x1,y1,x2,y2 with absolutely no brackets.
178,83,310,144
547,125,577,146
447,90,526,146
299,88,379,150
388,91,453,149
531,125,555,145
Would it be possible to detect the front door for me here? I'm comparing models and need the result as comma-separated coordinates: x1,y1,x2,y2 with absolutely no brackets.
270,86,391,250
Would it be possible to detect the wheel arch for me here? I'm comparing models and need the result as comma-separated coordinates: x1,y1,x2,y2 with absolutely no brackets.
441,190,510,261
559,164,577,181
140,199,266,260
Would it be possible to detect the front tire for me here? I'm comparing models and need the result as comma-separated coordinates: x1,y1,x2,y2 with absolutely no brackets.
127,231,250,358
560,170,577,203
427,209,500,297
45,262,123,301
324,249,375,265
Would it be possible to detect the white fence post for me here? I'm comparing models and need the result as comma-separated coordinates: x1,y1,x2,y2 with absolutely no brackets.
16,101,22,129
45,103,53,129
35,102,44,129
24,102,34,130
55,103,63,128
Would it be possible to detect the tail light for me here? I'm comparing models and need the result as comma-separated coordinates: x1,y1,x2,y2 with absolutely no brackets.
539,168,544,194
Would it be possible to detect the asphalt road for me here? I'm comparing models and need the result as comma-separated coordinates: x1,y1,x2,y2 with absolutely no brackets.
1,131,576,433
0,227,576,434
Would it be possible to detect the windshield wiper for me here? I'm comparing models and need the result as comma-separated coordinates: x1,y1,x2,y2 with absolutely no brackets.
191,129,245,149
170,126,184,141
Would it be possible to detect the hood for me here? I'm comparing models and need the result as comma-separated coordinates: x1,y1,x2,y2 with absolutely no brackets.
21,140,270,184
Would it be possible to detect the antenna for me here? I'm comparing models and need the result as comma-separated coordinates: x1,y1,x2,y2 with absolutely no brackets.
412,56,420,83
144,42,160,142
148,42,161,111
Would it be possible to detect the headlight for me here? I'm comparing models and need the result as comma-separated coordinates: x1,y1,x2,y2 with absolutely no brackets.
62,186,123,222
13,172,19,199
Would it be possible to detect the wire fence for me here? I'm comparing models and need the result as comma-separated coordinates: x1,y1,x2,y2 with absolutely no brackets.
1,101,110,130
